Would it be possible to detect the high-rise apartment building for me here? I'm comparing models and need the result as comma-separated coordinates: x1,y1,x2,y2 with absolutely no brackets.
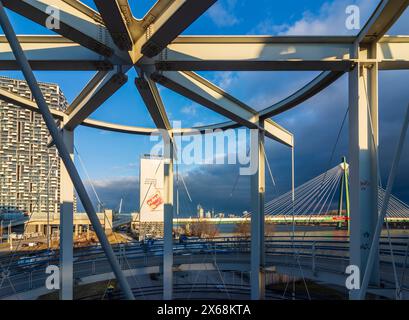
0,76,68,216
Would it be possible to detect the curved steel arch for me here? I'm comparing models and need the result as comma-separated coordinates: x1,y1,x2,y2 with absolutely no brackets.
259,71,345,119
1,0,409,302
0,1,408,138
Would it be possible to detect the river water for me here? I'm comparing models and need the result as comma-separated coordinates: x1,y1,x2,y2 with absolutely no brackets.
215,224,409,238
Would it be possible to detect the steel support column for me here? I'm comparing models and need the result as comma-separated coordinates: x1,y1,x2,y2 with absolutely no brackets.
163,137,174,300
358,104,409,300
0,2,135,300
59,128,74,300
250,126,265,300
348,49,379,299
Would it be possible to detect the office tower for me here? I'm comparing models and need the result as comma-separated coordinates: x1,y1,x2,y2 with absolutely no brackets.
0,76,68,217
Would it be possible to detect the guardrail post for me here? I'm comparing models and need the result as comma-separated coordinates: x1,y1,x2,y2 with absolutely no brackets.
29,271,33,290
250,125,265,300
312,241,316,275
163,137,174,300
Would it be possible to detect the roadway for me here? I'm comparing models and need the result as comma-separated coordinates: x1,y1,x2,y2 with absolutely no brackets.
1,236,409,299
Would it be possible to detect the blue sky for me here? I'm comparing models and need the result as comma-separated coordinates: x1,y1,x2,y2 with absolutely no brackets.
2,0,409,214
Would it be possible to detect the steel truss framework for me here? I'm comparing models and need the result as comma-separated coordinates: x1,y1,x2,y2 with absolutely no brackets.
0,0,408,300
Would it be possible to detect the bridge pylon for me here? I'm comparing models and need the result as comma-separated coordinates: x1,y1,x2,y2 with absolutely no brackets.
337,157,350,230
348,47,380,298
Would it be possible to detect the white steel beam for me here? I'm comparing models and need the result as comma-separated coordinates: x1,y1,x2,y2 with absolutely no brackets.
0,85,268,138
358,104,409,300
0,85,65,118
98,0,171,47
94,0,133,51
66,70,109,114
263,119,293,148
135,74,171,130
64,70,128,130
348,58,380,299
357,0,409,45
60,0,101,20
151,70,294,147
59,127,74,300
347,1,409,299
135,0,216,59
0,35,114,70
378,36,409,70
152,36,409,71
163,138,174,300
153,36,355,71
152,70,259,127
0,85,155,136
179,120,240,134
2,0,129,61
260,71,344,118
0,1,135,299
81,118,156,135
136,68,173,301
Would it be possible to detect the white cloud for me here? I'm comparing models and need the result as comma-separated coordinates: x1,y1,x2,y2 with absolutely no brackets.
250,0,378,36
221,0,381,111
88,176,138,188
193,121,205,127
212,71,239,90
207,0,240,27
181,104,198,116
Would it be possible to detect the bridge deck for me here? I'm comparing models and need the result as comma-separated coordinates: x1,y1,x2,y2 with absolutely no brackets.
1,236,409,300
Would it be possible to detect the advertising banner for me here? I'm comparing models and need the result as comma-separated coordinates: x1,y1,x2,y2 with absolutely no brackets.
139,156,164,222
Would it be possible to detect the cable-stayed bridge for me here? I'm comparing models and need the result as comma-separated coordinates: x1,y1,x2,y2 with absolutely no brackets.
112,161,409,228
263,162,409,222
0,0,408,301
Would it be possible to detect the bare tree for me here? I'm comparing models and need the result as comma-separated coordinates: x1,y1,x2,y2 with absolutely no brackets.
234,221,275,237
234,222,251,238
190,221,219,238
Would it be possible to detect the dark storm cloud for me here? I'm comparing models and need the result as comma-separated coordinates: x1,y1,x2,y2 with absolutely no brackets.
80,70,409,215
78,3,409,215
80,164,250,215
180,162,251,215
80,177,140,213
182,69,409,214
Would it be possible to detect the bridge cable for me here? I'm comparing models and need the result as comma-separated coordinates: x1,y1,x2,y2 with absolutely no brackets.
292,103,348,242
296,103,347,298
229,145,250,198
362,78,400,297
263,143,278,192
264,168,338,299
74,147,147,299
265,169,335,216
284,103,348,299
172,142,231,299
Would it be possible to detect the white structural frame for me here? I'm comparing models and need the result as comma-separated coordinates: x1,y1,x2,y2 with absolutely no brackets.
0,0,407,300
